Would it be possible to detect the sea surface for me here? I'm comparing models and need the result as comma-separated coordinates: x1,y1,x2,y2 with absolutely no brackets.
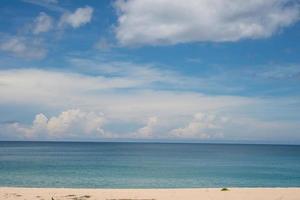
0,141,300,188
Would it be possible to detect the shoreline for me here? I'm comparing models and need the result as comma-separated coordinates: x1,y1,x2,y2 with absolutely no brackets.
1,186,300,189
1,187,300,200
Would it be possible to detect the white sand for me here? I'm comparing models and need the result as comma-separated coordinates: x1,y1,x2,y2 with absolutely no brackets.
1,187,300,200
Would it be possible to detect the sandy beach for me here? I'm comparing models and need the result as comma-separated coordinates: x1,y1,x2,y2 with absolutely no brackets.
1,187,300,200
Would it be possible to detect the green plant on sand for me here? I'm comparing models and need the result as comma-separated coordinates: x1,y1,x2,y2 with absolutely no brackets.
221,188,229,191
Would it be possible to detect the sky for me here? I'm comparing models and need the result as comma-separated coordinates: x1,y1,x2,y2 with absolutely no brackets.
0,0,300,144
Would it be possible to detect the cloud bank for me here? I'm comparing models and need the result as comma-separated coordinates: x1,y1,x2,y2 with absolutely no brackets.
115,0,300,46
1,66,299,142
3,109,106,139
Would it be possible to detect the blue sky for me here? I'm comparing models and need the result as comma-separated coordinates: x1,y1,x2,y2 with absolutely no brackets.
0,0,300,143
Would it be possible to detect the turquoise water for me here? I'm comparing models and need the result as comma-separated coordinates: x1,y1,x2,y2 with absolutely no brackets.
0,141,300,188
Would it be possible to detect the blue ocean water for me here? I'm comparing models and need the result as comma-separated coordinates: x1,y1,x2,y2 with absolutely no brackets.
0,141,300,188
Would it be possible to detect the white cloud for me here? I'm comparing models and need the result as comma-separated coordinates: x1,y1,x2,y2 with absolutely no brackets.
5,109,107,139
115,0,300,46
134,116,158,138
2,109,300,142
0,5,94,61
59,6,93,28
0,68,140,99
0,68,254,120
0,12,53,59
68,57,241,93
0,37,46,59
0,67,299,142
170,113,227,139
32,12,54,34
0,67,253,140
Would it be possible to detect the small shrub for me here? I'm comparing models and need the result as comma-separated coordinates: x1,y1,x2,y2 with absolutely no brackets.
221,188,229,191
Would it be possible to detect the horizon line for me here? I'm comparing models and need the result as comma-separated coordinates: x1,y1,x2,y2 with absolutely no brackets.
1,139,299,146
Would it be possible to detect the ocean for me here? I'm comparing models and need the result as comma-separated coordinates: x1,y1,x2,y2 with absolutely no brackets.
0,141,300,188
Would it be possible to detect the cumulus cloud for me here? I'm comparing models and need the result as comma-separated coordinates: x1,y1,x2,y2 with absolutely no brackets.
115,0,300,46
170,113,227,139
0,37,47,59
0,67,299,141
134,116,158,138
2,109,300,142
59,6,93,28
32,12,54,34
5,109,107,139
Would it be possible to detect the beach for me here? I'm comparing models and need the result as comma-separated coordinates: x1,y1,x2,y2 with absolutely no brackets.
1,187,300,200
